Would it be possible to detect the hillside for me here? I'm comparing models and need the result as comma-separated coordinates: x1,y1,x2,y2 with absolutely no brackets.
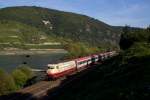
0,20,46,43
0,20,62,50
0,6,121,48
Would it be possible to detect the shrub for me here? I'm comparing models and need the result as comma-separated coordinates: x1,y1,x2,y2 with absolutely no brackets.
17,65,33,79
12,69,27,88
0,69,16,96
119,26,150,50
64,42,103,58
123,42,150,60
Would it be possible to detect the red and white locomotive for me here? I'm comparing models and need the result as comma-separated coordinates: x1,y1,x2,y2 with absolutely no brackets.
46,51,116,79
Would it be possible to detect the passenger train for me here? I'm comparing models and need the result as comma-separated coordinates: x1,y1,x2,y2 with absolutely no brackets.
46,51,116,79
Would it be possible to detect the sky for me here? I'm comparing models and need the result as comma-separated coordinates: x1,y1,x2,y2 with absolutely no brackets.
0,0,149,28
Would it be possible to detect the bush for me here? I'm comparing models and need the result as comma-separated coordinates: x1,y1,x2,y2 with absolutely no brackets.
0,69,16,96
0,66,34,96
125,43,150,59
17,65,33,79
12,69,28,88
12,66,33,88
119,26,150,50
64,42,102,58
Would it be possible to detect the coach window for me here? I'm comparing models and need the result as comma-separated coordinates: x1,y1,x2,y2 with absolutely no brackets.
79,62,82,65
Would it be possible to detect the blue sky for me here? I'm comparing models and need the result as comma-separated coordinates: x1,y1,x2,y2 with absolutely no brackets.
0,0,149,28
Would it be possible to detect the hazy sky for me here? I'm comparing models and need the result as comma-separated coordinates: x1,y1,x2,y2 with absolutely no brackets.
0,0,149,28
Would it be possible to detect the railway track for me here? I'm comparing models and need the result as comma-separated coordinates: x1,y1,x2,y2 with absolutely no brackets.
7,80,60,100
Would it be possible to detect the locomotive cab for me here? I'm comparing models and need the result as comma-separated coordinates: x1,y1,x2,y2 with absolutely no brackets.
46,61,77,79
47,64,59,79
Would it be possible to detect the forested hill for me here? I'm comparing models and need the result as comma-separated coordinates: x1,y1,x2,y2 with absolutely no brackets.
0,6,120,48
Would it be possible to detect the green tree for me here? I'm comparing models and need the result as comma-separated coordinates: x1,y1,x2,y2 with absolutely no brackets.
147,25,150,32
119,25,133,50
147,25,150,42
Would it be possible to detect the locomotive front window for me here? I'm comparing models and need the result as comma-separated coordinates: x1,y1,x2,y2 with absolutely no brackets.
48,66,55,69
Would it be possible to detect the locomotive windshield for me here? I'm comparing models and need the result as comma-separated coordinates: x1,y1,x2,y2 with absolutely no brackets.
48,66,55,69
